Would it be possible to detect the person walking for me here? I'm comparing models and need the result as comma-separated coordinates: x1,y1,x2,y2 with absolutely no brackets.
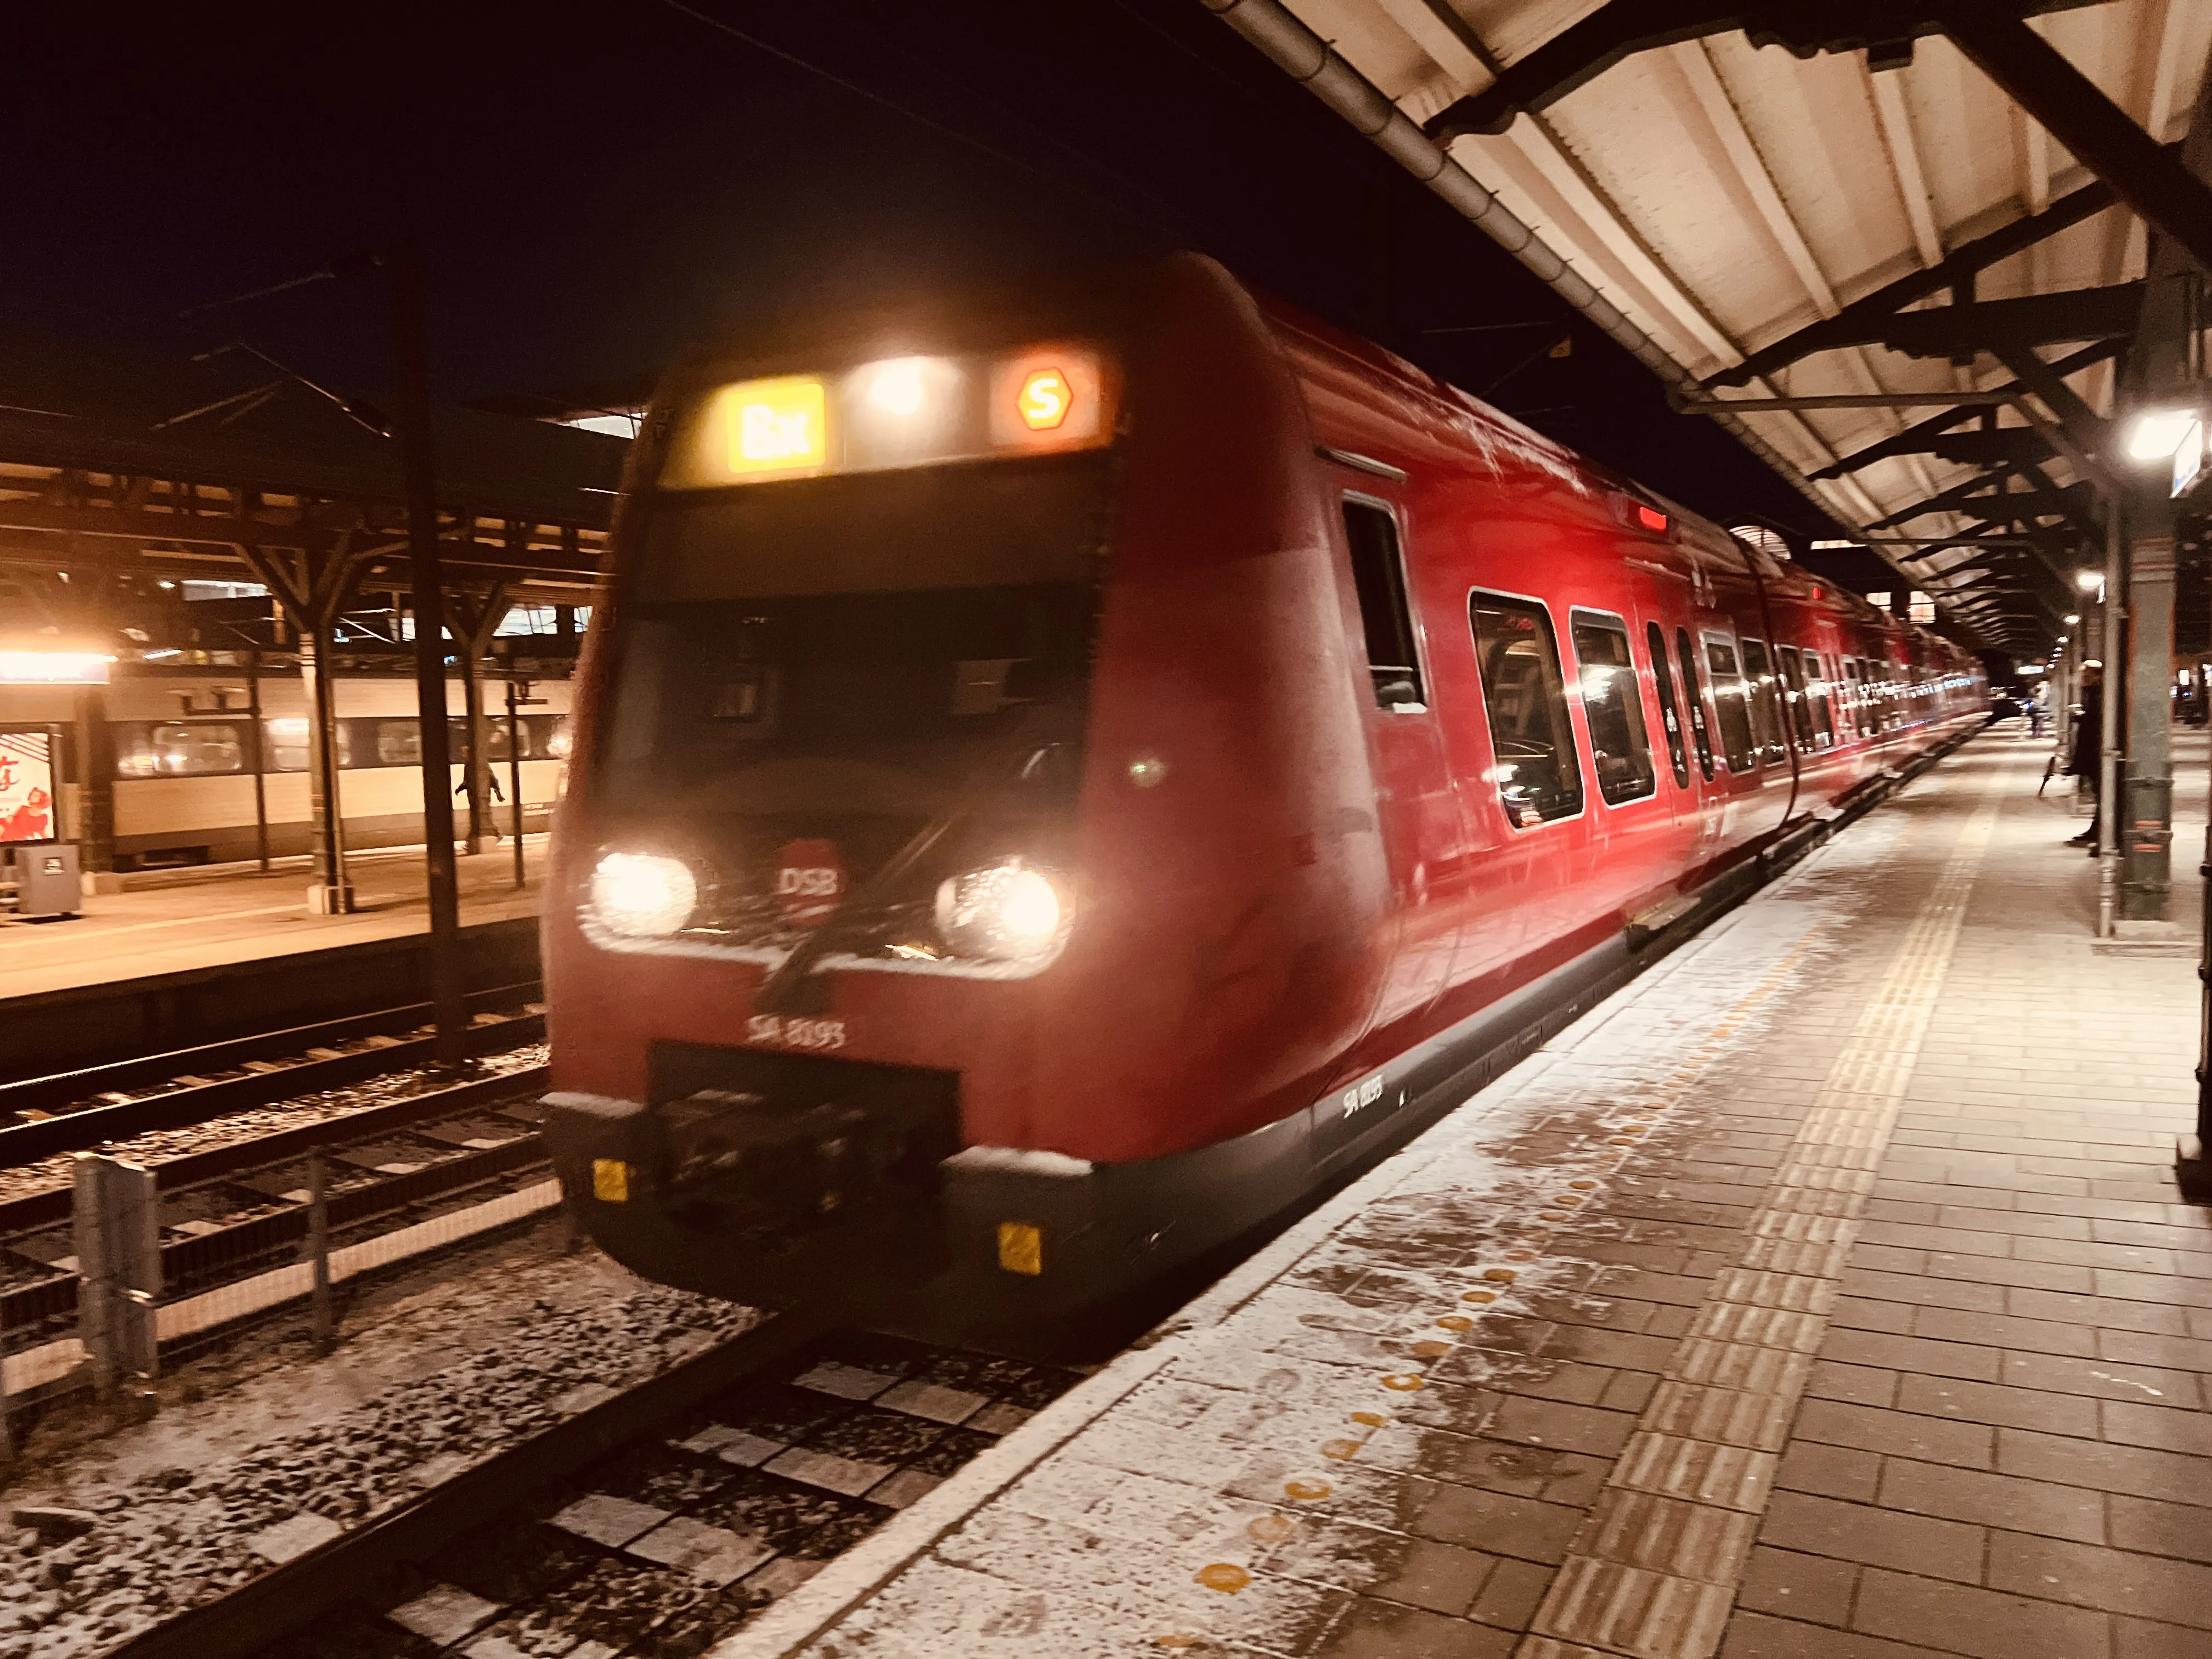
2067,663,2102,848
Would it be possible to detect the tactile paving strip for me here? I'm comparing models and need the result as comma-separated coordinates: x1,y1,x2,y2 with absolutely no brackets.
1521,763,2012,1659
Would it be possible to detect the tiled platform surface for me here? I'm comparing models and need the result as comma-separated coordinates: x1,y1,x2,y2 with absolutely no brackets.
0,837,546,1001
736,727,2212,1659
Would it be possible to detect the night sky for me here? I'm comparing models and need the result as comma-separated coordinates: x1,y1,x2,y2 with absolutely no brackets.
10,2,1866,564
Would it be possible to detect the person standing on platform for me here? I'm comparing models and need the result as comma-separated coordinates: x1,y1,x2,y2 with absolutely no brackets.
2067,663,2102,848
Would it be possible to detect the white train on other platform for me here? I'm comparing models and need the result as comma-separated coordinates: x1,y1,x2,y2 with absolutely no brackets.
1,664,572,871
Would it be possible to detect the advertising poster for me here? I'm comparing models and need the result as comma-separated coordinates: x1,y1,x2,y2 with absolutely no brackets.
0,729,57,843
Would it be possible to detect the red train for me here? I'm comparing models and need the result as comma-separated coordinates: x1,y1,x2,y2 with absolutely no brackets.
543,254,1983,1339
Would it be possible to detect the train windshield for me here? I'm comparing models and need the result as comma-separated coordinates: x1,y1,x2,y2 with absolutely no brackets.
590,453,1115,958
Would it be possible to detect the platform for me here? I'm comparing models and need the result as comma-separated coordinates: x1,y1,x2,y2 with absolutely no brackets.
0,837,548,1005
727,725,2212,1659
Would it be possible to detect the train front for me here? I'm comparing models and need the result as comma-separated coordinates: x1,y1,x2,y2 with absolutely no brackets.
544,261,1386,1340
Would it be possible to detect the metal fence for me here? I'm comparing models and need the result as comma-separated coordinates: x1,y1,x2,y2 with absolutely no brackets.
0,1147,563,1442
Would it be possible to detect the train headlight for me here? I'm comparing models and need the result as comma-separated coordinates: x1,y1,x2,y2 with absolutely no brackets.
934,859,1065,962
590,853,697,938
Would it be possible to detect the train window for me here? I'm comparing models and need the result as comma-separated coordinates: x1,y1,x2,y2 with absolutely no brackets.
259,717,350,772
1674,628,1715,781
1569,610,1655,805
1775,647,1818,750
1645,622,1690,789
1865,658,1893,731
376,720,423,766
119,723,243,777
1700,635,1757,773
1810,654,1838,748
1469,592,1582,826
263,718,307,772
1842,660,1867,737
1738,639,1788,766
1341,499,1425,710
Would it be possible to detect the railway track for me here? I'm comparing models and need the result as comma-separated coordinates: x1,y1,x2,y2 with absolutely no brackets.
0,983,546,1164
0,1059,554,1351
36,1315,1087,1659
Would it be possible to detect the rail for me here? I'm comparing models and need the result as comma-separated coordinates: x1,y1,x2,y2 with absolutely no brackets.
0,985,542,1160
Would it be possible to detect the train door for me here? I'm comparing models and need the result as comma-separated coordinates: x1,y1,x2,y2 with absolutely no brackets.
1672,622,1726,862
1335,487,1462,1030
1641,616,1694,817
1468,587,1588,963
1567,604,1668,918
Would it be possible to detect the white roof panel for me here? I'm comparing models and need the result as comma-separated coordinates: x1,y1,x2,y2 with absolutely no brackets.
1229,0,2212,645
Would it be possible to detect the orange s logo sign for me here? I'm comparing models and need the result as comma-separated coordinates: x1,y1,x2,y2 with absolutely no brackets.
1019,369,1070,431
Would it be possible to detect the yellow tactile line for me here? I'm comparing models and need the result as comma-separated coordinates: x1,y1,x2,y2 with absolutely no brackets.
1152,929,1833,1644
1517,761,2013,1659
1154,780,1991,1643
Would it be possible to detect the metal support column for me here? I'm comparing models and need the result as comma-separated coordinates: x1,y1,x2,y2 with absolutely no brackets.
459,640,487,855
448,585,509,857
388,237,466,1062
298,624,353,915
246,653,270,872
238,538,366,913
72,682,115,883
2098,518,2124,938
505,676,528,890
2123,499,2176,920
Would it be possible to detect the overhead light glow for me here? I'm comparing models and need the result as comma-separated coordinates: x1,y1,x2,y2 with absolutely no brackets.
2076,569,2103,591
0,651,112,685
2064,613,2080,624
2126,409,2198,462
860,357,932,418
842,356,964,471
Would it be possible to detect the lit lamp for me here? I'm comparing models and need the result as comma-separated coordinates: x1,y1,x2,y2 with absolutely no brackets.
0,645,114,685
2125,407,2206,497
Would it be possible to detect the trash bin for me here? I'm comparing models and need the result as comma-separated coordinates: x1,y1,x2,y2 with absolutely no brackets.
2,841,81,919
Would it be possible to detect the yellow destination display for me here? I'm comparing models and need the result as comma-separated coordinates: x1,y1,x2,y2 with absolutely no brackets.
718,376,826,476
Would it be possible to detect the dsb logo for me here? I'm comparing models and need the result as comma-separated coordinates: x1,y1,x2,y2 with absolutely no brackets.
774,839,846,927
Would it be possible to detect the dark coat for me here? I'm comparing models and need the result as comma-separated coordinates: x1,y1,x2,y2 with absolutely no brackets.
2069,681,2102,777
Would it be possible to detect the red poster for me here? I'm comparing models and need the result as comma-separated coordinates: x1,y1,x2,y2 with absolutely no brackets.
0,731,57,843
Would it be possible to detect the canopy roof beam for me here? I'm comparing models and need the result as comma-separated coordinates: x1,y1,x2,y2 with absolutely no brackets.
1709,173,2138,390
1805,341,2121,478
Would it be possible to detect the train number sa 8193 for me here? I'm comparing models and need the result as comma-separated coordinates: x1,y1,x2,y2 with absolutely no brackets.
746,1014,848,1051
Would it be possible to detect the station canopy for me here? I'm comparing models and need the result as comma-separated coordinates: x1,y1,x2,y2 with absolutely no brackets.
0,328,625,639
1209,0,2212,654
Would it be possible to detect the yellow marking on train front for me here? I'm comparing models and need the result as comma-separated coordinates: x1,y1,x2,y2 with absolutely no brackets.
996,1221,1043,1276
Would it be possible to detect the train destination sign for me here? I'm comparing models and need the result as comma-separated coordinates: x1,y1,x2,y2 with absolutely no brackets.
662,343,1112,489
